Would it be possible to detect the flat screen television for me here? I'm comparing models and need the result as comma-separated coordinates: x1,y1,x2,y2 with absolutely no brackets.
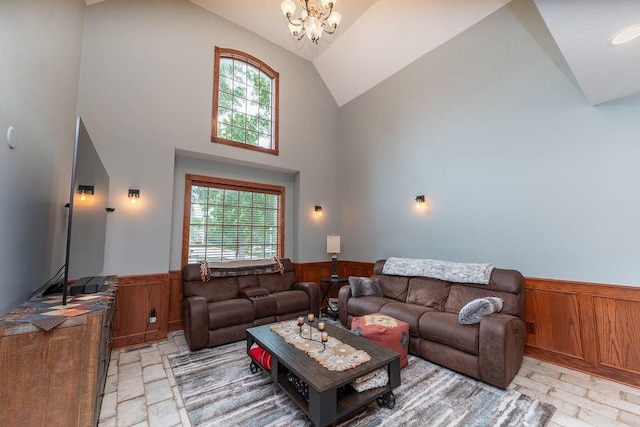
30,116,109,304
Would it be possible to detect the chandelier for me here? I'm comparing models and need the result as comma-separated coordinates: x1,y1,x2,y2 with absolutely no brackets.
280,0,342,44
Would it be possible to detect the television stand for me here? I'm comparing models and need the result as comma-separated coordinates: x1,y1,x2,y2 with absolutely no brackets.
0,281,117,426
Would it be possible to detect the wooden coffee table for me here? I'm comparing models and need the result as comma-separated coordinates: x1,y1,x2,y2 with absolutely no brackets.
246,321,401,427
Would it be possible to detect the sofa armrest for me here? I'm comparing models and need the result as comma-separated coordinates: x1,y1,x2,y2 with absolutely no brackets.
478,313,525,389
338,284,352,328
293,282,320,317
239,287,270,299
182,296,209,351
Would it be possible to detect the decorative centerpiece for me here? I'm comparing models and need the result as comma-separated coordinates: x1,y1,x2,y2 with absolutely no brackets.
297,314,328,352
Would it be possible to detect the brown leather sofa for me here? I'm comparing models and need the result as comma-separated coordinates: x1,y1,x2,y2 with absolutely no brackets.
182,258,320,351
338,259,525,389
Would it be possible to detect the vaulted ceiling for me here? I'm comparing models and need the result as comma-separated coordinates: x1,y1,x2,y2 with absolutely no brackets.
88,0,640,107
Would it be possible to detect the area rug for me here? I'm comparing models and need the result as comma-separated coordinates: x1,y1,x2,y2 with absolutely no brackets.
169,341,555,427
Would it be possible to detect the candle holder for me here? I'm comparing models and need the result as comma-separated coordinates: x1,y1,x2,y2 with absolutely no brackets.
298,315,326,352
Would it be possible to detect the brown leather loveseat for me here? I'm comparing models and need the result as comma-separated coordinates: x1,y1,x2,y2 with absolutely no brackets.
182,258,320,351
338,259,525,388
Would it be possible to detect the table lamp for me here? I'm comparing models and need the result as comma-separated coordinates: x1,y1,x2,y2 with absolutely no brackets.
327,234,341,278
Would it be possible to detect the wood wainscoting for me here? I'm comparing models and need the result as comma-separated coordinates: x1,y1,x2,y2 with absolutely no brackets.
168,270,183,332
293,260,374,301
525,278,640,388
112,273,169,349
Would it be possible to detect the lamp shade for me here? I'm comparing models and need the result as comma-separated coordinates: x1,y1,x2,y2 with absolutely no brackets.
327,235,341,254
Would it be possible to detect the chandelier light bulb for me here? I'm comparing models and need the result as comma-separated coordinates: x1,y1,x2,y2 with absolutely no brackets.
281,0,296,17
321,0,336,9
288,22,302,36
327,12,341,28
306,16,323,42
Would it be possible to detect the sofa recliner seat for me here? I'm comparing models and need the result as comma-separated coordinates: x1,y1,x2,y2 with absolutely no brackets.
338,259,525,389
182,258,320,351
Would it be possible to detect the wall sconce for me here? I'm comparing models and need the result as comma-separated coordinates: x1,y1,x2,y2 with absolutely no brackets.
78,185,94,201
415,195,426,209
315,205,322,217
128,189,140,205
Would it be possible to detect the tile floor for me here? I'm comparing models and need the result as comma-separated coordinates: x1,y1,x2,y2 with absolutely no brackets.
99,330,640,427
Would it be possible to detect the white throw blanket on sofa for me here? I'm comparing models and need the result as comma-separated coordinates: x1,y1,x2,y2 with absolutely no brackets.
382,257,494,284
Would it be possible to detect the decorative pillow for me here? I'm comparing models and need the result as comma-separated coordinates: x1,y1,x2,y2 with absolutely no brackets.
349,276,383,298
458,297,503,325
249,343,272,370
351,367,389,392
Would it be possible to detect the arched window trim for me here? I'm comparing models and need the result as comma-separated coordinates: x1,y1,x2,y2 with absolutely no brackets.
212,47,280,155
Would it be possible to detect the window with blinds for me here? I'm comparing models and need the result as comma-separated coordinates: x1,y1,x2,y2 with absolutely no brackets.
182,175,284,265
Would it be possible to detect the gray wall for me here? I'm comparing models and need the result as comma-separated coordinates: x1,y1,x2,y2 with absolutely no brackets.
338,0,640,286
0,0,86,315
77,0,340,276
4,0,637,317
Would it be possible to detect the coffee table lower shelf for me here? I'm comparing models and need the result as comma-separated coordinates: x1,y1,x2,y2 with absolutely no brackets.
274,362,395,421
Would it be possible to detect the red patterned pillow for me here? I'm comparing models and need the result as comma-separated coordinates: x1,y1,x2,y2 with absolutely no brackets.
249,343,272,370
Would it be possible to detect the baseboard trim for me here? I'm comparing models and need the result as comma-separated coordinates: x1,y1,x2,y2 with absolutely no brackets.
524,345,640,388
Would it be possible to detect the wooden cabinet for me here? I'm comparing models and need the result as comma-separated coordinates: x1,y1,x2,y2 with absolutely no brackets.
0,286,116,427
112,273,169,349
525,278,640,388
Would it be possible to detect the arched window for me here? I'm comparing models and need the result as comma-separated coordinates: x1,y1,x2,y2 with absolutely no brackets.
212,47,279,155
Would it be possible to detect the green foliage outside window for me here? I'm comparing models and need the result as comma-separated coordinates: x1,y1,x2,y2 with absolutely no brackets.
216,55,275,150
188,184,280,263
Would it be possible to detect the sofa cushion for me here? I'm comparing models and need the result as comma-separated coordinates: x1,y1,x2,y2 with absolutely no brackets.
458,297,503,325
208,299,254,329
237,275,259,290
258,271,296,293
487,268,524,294
419,340,480,379
379,302,436,337
347,296,395,317
184,277,238,302
239,287,269,298
372,259,387,274
419,311,479,355
444,285,519,316
349,276,383,297
252,295,277,319
373,274,409,301
273,290,309,315
406,277,450,311
183,263,203,282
